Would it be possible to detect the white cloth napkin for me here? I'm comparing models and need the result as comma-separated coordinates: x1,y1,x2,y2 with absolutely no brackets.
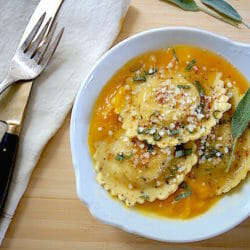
0,0,130,244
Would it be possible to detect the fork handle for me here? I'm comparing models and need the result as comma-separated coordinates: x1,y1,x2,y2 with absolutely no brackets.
0,131,19,213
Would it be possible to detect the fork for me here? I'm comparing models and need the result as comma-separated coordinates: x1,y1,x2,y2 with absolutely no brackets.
0,13,64,95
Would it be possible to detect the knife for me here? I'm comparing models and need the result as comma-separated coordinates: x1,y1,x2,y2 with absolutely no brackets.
0,0,63,213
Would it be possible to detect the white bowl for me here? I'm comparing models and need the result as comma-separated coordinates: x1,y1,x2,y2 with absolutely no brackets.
70,27,250,242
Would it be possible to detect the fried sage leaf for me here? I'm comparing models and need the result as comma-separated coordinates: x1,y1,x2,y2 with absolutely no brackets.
201,0,241,22
226,88,250,172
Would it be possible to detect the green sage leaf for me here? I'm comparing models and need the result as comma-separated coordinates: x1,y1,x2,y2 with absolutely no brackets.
177,84,190,89
213,110,220,119
185,59,196,71
146,143,154,152
175,181,192,201
205,147,224,159
115,153,124,161
172,48,179,61
115,152,133,161
170,129,179,135
153,131,162,141
196,103,204,114
161,0,198,11
226,88,250,172
175,148,192,158
195,80,204,97
201,0,242,22
231,88,250,139
175,190,192,201
133,75,146,82
140,192,150,200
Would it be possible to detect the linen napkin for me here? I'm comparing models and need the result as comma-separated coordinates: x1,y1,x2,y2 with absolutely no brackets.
0,0,130,244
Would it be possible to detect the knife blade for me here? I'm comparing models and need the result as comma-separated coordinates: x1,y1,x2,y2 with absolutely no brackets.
0,0,63,134
0,0,63,213
0,83,32,134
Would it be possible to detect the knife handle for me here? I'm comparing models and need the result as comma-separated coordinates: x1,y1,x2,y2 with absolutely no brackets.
0,132,19,213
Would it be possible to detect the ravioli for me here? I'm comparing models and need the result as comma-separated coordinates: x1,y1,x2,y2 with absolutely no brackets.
188,120,250,195
116,71,231,148
89,45,250,217
93,130,198,206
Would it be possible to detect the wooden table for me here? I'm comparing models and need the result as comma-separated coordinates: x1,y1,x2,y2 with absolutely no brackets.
1,0,250,249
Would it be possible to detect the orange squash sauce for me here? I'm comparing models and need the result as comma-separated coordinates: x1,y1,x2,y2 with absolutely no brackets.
136,181,218,219
88,45,249,219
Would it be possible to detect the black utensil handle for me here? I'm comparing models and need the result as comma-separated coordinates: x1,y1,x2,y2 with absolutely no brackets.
0,132,19,213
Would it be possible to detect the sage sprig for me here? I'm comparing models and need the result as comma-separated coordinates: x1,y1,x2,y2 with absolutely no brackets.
161,0,248,28
226,88,250,172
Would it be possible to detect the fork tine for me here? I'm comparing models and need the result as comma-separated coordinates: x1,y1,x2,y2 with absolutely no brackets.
27,17,52,58
33,21,57,63
40,27,64,67
21,12,46,52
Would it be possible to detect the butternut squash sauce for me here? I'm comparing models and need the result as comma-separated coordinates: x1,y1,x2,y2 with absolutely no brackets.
88,45,249,219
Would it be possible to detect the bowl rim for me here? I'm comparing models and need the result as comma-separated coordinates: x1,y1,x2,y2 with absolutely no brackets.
70,26,250,243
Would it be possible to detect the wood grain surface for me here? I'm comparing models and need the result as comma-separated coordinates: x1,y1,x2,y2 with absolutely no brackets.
1,0,250,249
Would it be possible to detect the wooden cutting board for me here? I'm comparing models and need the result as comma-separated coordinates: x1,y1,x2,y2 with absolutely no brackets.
1,0,250,249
